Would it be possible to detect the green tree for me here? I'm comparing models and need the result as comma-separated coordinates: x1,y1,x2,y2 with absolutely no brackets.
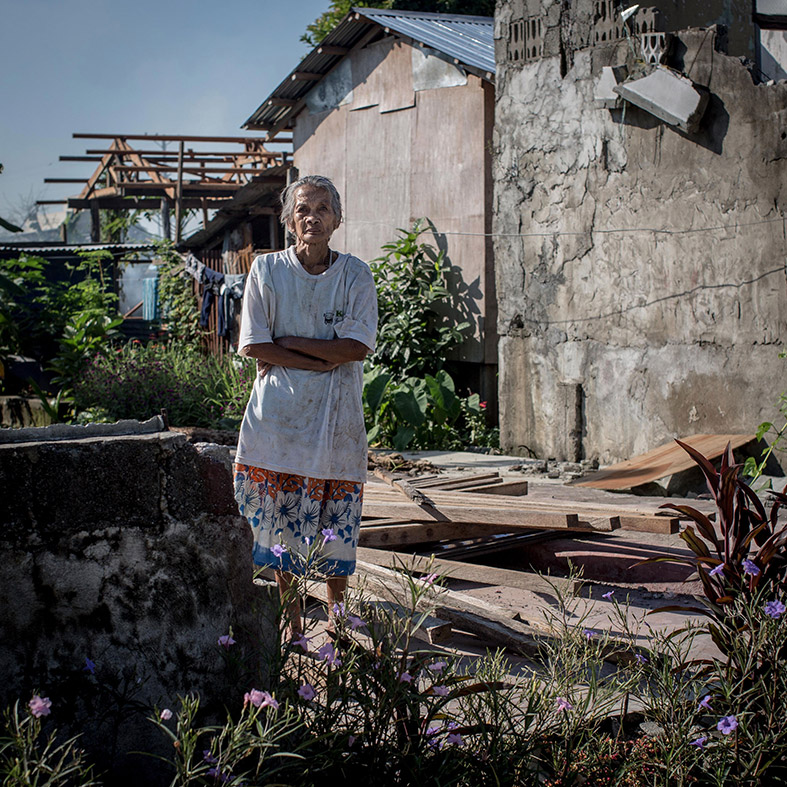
301,0,495,47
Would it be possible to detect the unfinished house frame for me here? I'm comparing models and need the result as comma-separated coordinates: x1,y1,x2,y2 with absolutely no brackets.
38,133,291,243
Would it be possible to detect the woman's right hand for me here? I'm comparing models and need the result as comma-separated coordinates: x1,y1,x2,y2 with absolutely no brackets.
256,358,338,377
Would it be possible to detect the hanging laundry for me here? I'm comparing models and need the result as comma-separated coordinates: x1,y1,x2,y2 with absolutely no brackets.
184,252,205,282
200,267,225,327
218,273,247,340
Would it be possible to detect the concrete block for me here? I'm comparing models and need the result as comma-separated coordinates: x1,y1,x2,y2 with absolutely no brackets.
595,65,628,108
613,66,709,132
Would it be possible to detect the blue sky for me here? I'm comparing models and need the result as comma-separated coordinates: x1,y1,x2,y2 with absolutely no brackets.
0,0,331,219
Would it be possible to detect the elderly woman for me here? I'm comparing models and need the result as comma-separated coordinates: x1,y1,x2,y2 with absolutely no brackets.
233,175,378,638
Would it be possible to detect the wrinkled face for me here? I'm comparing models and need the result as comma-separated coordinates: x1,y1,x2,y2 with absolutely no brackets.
288,185,340,245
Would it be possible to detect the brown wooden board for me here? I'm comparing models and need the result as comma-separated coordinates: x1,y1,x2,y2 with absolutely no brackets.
356,547,580,595
573,434,755,490
359,521,515,547
360,500,606,531
463,479,529,496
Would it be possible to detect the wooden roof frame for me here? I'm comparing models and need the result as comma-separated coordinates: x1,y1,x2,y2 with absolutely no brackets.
38,132,293,242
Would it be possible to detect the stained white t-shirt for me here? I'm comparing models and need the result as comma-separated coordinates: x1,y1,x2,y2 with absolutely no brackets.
235,247,377,483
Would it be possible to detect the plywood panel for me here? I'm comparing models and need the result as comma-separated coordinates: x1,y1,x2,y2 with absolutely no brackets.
574,434,756,490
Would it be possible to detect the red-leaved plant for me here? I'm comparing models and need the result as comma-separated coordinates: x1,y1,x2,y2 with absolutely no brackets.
645,439,787,657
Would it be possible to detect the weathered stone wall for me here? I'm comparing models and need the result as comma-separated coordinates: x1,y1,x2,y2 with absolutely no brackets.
494,1,787,462
0,426,272,784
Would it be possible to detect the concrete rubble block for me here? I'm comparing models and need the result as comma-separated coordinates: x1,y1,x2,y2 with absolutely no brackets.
0,433,186,535
0,429,273,785
594,65,629,108
613,65,709,132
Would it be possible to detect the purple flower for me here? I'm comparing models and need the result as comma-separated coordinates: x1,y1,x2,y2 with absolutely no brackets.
742,559,760,577
420,572,439,586
159,708,173,721
602,590,614,600
29,696,52,718
292,633,311,651
298,683,316,701
446,730,464,746
709,564,725,577
765,600,785,619
322,528,337,542
635,653,648,665
348,615,365,631
398,671,413,683
690,736,707,749
555,697,573,712
699,695,712,711
583,628,596,640
244,689,279,710
271,544,286,558
217,635,236,649
433,685,450,697
348,734,356,748
303,536,312,546
428,660,447,674
331,602,346,617
203,749,218,764
717,715,738,735
83,657,96,674
317,642,342,667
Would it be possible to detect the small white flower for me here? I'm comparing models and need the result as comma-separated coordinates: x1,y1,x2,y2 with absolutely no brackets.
240,478,261,519
273,491,299,529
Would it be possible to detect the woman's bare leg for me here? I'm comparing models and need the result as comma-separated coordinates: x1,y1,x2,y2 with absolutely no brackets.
275,570,303,638
326,575,348,631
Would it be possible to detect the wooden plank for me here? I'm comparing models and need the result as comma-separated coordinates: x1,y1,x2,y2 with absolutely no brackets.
410,472,500,489
356,559,549,658
361,500,603,531
359,521,514,547
574,433,755,490
365,487,675,534
463,480,529,496
356,547,580,595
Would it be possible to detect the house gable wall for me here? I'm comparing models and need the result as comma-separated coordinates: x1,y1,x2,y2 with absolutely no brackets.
292,38,496,375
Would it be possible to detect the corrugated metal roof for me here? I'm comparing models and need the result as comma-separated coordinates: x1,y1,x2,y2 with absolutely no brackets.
243,7,493,131
358,8,494,74
0,242,156,254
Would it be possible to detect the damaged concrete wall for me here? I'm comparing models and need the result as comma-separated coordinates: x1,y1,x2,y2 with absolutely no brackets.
494,1,787,462
0,426,272,785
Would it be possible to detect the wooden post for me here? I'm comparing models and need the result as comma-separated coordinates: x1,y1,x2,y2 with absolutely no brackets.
201,197,209,230
161,198,171,240
90,200,101,242
174,140,184,243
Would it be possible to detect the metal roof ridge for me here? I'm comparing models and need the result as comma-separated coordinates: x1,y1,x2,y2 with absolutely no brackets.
352,6,493,24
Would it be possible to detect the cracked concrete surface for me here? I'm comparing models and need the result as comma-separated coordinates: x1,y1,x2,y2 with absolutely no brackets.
494,6,787,463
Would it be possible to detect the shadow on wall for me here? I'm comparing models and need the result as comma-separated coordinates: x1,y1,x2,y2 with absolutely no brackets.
610,93,730,155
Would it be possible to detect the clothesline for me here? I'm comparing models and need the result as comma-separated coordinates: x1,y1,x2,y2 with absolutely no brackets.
343,215,786,238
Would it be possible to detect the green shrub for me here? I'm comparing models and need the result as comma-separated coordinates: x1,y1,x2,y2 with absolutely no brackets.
72,341,255,429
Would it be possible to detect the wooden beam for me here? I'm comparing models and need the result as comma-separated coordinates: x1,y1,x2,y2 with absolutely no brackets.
357,547,580,596
118,182,243,193
36,200,68,205
174,141,184,244
44,178,89,183
359,521,514,548
67,197,233,210
74,132,292,143
86,149,280,158
360,501,609,532
463,480,530,496
59,156,104,162
111,165,264,175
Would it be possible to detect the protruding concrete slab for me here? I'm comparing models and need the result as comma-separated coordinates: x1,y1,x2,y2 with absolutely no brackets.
614,65,709,131
595,65,628,108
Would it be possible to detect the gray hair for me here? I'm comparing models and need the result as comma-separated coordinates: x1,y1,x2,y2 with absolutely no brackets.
279,175,343,228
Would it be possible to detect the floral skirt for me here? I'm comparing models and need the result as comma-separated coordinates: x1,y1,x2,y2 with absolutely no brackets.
233,463,364,576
